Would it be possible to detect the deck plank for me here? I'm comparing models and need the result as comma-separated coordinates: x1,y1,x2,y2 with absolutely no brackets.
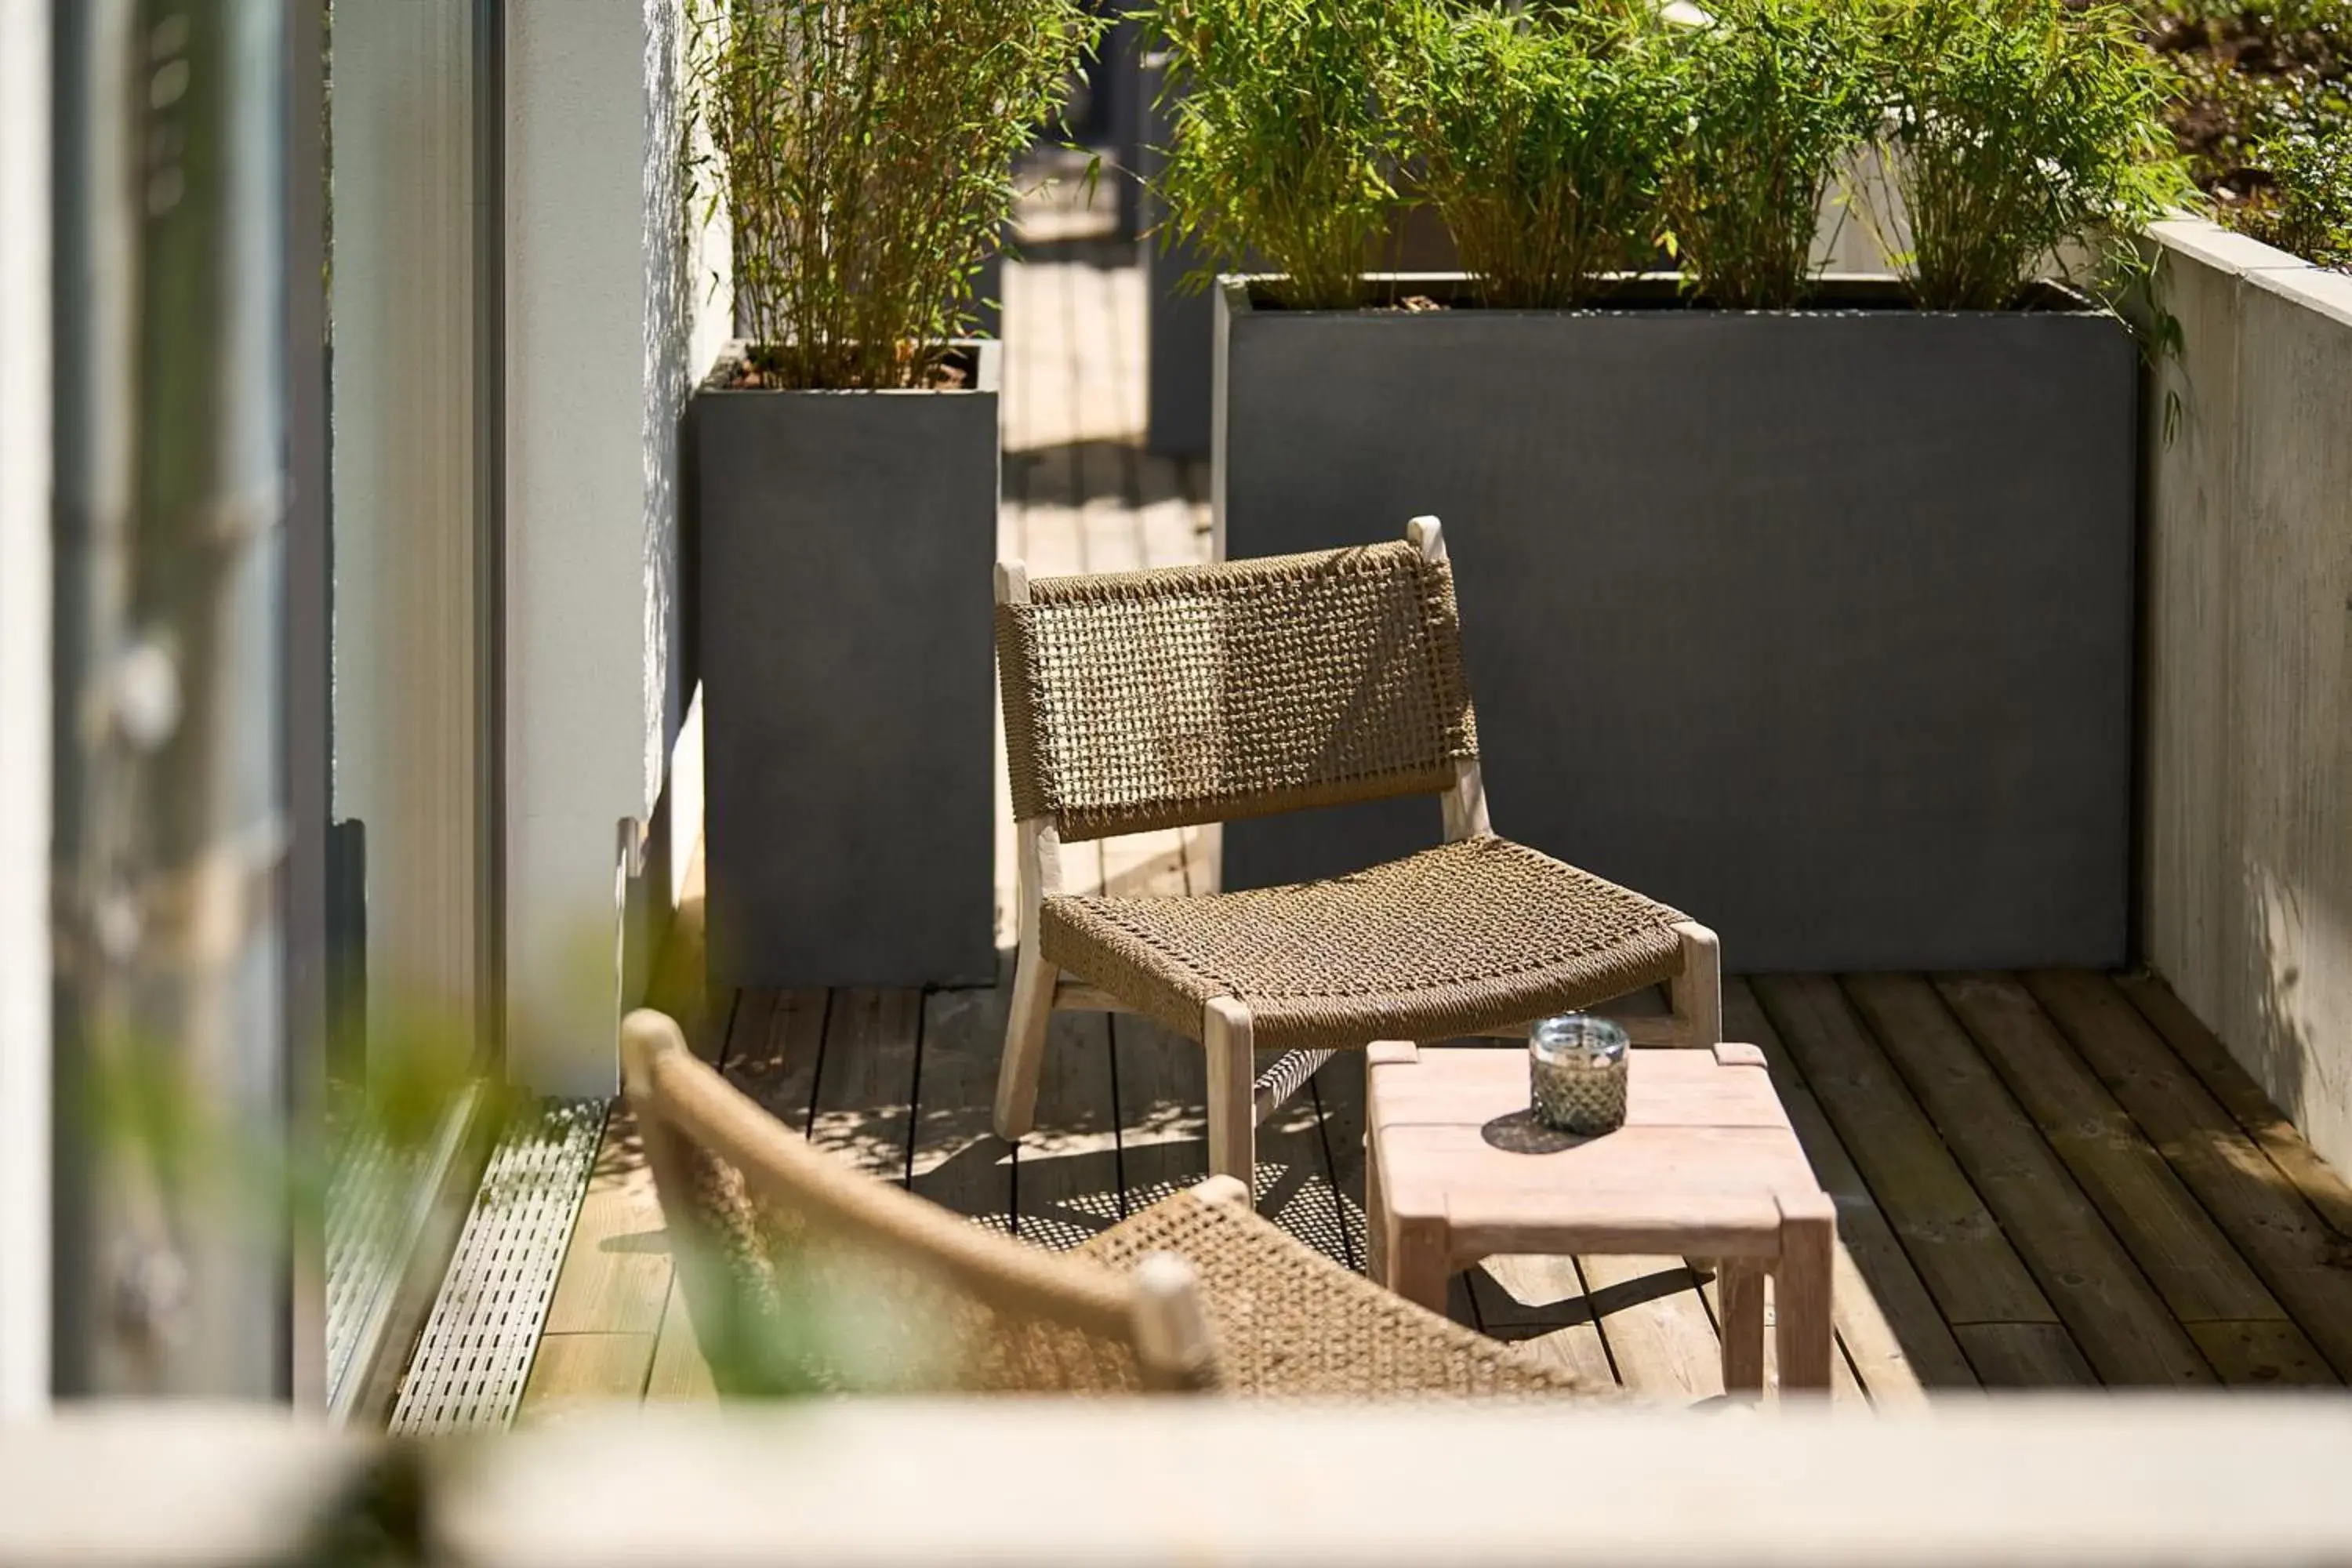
1842,973,2214,1386
722,988,829,1131
2183,1322,2340,1387
1106,1012,1207,1213
1014,1011,1126,1250
715,985,767,1074
517,1332,655,1420
539,1109,670,1339
1109,1022,1364,1279
1011,253,1087,580
1933,973,2327,1388
1691,1265,1867,1404
1253,1067,1356,1271
808,988,924,1181
643,1276,717,1404
1468,1257,1619,1388
1577,1254,1726,1403
2112,971,2352,1241
1951,1323,2100,1388
1073,261,1141,576
2024,969,2352,1381
1000,245,1038,458
911,987,1018,1232
1751,974,2060,1331
1726,978,1967,1401
1316,1051,1374,1277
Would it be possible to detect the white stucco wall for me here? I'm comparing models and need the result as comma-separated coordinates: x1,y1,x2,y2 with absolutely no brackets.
0,0,53,1417
506,0,728,1092
2143,219,2352,1173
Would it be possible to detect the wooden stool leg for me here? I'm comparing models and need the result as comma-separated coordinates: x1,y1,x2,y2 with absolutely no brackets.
1718,1260,1767,1396
1204,997,1257,1189
1361,1041,1418,1290
1385,1214,1451,1316
1774,1194,1838,1394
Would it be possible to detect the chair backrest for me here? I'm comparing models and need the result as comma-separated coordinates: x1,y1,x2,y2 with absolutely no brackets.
619,1010,1216,1395
995,528,1479,843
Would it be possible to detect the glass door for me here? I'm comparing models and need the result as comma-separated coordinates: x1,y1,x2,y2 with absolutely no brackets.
314,0,503,1420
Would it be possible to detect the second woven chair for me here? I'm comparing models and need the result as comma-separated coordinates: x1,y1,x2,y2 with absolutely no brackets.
993,517,1721,1185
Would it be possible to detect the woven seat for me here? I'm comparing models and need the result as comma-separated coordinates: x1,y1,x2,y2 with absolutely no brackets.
1075,1183,1585,1399
993,518,1721,1185
621,1009,1595,1399
1047,835,1688,1054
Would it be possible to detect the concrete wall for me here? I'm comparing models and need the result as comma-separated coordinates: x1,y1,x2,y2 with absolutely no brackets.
2142,219,2352,1172
505,0,728,1094
0,0,52,1417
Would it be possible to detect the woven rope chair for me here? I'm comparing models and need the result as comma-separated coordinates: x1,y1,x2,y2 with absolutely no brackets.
995,517,1721,1184
620,1008,1596,1398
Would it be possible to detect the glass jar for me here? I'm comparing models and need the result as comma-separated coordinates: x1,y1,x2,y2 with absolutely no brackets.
1529,1014,1629,1136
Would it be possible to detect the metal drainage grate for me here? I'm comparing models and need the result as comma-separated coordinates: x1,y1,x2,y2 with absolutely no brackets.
325,1087,466,1417
387,1097,606,1437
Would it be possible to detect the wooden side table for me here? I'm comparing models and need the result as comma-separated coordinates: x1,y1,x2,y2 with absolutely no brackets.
1365,1040,1838,1394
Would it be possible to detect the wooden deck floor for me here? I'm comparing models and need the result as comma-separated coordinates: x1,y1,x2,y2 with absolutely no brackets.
510,176,2352,1419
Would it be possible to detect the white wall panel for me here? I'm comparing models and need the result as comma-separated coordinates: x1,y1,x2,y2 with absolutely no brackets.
0,0,53,1417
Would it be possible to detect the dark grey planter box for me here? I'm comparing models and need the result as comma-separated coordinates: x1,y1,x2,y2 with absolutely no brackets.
1214,276,2137,972
693,343,1001,990
1138,53,1212,457
1104,19,1142,241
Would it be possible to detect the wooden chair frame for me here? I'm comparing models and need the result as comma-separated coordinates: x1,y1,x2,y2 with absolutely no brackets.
621,1008,1223,1393
993,518,1722,1185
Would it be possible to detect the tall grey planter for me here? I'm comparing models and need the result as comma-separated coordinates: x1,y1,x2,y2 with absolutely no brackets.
1104,19,1142,241
1214,277,2138,973
693,343,1002,990
1138,52,1212,457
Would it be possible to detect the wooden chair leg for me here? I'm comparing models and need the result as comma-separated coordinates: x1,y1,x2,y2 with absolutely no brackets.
993,949,1059,1142
1668,920,1722,1048
1204,996,1257,1189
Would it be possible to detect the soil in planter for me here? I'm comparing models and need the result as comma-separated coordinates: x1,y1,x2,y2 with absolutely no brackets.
720,343,982,392
1245,276,2100,315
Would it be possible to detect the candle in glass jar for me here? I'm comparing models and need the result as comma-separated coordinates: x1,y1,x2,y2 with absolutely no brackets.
1529,1014,1628,1135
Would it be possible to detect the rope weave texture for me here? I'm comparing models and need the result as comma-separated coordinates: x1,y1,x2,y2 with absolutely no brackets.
998,542,1478,841
1080,1193,1595,1399
1045,835,1689,1053
637,1042,1598,1399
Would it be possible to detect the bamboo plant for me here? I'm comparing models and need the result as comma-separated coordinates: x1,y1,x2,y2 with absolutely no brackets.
1871,0,2190,310
1403,5,1687,308
684,0,1100,390
1145,0,1417,310
1657,0,1883,310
